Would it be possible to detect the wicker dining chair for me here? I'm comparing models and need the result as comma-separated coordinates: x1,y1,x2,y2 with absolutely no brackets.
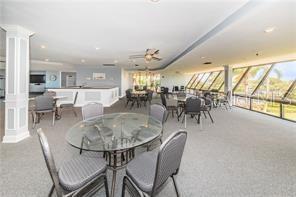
122,130,187,197
37,128,109,197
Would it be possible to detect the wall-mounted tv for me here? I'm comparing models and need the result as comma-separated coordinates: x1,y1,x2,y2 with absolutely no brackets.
30,75,45,83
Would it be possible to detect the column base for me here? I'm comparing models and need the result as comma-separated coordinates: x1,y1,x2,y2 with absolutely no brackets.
2,131,30,143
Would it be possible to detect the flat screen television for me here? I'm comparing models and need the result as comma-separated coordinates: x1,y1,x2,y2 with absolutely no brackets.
30,75,45,83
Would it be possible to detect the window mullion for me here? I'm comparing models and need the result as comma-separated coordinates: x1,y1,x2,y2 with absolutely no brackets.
194,73,205,89
282,80,296,100
251,64,275,96
208,71,222,90
200,72,212,90
233,67,251,92
186,74,196,88
189,74,198,89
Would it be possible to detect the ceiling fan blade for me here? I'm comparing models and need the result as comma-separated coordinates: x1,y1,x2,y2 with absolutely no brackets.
153,49,159,54
146,48,157,55
129,55,145,59
152,56,162,61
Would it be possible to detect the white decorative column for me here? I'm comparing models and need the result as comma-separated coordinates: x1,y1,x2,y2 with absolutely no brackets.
2,25,34,143
224,65,233,106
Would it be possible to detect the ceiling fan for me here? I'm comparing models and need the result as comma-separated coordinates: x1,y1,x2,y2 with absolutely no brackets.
129,49,162,63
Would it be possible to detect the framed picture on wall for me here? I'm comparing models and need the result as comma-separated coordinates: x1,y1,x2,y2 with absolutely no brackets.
93,73,106,80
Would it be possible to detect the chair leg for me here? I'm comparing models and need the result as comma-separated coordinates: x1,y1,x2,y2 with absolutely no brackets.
48,184,55,197
184,114,187,128
104,175,110,197
208,111,214,123
122,176,127,197
80,137,84,154
52,111,55,126
202,111,207,119
73,108,77,117
165,112,169,121
32,112,36,129
171,175,180,197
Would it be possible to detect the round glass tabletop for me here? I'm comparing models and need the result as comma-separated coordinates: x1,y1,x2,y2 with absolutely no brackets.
66,113,162,152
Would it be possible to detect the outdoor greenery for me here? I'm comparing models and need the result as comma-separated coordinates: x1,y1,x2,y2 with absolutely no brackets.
185,60,296,121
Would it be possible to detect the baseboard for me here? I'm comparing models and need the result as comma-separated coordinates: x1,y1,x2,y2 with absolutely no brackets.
2,131,30,143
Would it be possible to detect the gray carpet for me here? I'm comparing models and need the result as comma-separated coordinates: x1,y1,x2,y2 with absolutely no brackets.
1,98,296,197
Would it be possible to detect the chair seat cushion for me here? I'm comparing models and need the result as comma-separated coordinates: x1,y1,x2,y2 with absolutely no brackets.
126,151,158,194
58,154,107,191
60,103,74,108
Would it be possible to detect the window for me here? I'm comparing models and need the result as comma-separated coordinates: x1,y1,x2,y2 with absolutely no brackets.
186,74,197,88
202,71,220,90
196,73,210,90
251,99,280,117
234,61,296,121
132,72,160,90
283,85,296,121
232,67,248,89
233,96,250,108
255,61,296,100
191,74,204,89
210,71,224,91
234,64,271,96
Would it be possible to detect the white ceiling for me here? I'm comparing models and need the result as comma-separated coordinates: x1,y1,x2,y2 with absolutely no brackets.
168,0,296,73
0,0,295,72
1,0,249,70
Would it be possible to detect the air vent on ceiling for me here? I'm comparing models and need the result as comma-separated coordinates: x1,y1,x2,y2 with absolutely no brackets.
102,64,116,67
203,62,212,65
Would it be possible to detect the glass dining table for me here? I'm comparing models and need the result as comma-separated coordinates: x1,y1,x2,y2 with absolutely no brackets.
66,113,162,197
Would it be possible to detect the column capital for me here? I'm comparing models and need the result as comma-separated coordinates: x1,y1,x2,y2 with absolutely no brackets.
1,25,34,38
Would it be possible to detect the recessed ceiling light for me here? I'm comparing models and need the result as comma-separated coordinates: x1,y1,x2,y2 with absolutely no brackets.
95,47,100,50
264,27,275,33
114,60,118,63
40,45,46,49
201,56,206,59
45,58,49,62
81,59,85,63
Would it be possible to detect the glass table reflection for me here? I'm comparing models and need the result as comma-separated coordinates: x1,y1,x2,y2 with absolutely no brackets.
66,112,162,197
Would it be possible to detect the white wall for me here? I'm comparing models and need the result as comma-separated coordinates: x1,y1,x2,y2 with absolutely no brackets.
160,71,192,91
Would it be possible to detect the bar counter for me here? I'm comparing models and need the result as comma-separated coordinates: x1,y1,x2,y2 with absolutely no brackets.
47,87,119,107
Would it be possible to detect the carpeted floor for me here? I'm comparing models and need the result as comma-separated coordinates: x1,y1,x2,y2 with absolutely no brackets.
1,98,296,197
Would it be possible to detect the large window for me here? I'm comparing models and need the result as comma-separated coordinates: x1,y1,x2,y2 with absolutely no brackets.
234,60,296,121
210,71,224,91
195,73,210,89
186,74,197,88
255,62,295,100
132,72,160,90
232,67,248,89
202,71,220,90
234,64,271,95
186,60,296,121
191,74,203,89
